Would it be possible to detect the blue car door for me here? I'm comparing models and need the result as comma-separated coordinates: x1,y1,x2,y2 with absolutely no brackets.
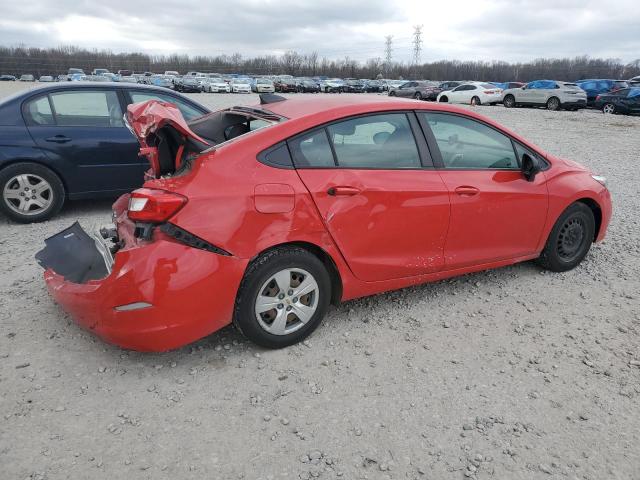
24,88,144,197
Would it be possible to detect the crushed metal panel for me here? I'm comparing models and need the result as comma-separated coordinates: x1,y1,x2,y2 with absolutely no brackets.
35,222,110,284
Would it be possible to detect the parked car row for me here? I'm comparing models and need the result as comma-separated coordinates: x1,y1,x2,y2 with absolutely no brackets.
406,78,638,115
2,67,638,115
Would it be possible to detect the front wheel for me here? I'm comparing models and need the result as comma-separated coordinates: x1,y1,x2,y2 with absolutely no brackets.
0,162,65,223
537,203,595,272
414,92,422,100
602,103,615,114
470,96,481,106
234,247,331,348
438,96,448,102
388,90,396,96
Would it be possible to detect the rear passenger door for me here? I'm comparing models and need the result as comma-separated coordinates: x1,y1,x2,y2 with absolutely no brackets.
290,112,450,282
25,88,145,196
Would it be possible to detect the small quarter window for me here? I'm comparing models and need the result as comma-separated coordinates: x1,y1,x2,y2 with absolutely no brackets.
258,142,293,168
289,129,335,168
25,96,54,125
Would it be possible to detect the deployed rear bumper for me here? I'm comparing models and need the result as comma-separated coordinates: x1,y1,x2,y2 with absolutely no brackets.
37,220,247,352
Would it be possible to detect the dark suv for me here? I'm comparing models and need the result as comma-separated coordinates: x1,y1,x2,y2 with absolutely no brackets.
575,79,629,106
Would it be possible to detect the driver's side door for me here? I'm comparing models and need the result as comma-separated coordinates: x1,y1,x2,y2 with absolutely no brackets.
418,112,549,269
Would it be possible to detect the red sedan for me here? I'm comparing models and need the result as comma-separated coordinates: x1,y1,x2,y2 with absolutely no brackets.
36,94,612,351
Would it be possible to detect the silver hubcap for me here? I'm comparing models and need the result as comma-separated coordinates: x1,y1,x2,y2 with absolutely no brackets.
548,98,559,109
254,268,319,336
603,104,614,114
3,174,53,216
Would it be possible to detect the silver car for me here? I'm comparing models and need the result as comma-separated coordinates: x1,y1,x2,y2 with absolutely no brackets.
502,80,587,111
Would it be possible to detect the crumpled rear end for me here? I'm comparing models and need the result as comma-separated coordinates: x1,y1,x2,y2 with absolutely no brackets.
38,195,248,351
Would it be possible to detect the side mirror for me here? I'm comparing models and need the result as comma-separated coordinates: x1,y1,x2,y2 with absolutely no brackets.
521,153,540,182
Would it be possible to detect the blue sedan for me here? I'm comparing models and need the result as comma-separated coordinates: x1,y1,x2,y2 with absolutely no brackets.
0,83,210,222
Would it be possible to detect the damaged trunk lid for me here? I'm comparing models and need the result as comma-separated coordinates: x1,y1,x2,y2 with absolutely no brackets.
125,100,212,179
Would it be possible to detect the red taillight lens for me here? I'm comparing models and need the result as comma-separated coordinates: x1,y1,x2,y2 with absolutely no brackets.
127,188,187,223
595,95,601,101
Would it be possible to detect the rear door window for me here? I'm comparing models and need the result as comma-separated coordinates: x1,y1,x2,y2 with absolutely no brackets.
326,113,421,169
50,90,123,127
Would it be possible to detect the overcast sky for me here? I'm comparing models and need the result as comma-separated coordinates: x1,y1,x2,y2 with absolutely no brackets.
1,0,638,63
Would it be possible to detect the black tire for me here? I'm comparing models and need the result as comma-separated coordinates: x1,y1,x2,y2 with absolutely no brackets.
388,90,396,96
0,162,65,223
439,96,448,102
471,96,481,106
414,92,422,100
546,96,560,111
536,202,595,272
503,95,515,108
233,246,332,348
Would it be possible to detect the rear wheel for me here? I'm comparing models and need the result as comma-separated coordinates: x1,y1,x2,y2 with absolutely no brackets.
537,203,595,272
388,90,396,96
414,92,422,100
602,103,616,114
0,162,65,223
234,247,331,348
546,96,560,111
503,95,515,108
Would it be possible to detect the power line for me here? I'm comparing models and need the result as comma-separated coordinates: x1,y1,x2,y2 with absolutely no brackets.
412,25,423,65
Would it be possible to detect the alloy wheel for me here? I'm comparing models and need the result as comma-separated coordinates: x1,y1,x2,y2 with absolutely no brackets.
3,174,53,216
603,103,615,114
254,268,320,336
547,97,560,110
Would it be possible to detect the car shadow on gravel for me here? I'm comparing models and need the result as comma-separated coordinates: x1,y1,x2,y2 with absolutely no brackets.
82,260,546,367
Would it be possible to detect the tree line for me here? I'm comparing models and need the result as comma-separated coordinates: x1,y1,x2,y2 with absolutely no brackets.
1,45,639,82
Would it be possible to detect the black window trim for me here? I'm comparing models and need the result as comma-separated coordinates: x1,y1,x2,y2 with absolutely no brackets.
285,110,434,171
416,110,549,172
257,141,295,169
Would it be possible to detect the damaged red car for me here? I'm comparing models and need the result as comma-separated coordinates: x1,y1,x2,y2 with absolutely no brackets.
36,94,612,351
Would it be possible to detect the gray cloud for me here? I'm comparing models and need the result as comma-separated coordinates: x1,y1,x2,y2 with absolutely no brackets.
0,0,638,63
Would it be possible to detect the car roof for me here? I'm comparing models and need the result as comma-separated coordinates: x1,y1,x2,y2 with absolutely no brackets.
261,95,482,121
0,81,207,107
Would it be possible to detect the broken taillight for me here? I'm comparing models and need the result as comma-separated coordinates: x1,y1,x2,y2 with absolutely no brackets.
127,188,187,223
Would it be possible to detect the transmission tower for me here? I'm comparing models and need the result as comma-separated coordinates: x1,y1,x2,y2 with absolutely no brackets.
412,25,423,65
384,35,393,66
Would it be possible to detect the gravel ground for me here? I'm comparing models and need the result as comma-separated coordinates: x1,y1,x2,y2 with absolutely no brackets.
1,82,639,480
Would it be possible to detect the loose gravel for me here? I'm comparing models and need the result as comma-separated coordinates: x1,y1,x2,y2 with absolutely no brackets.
1,83,639,479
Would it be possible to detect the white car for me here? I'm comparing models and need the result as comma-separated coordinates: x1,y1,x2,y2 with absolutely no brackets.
437,82,503,106
254,79,275,93
231,79,252,93
320,78,346,93
202,78,231,93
